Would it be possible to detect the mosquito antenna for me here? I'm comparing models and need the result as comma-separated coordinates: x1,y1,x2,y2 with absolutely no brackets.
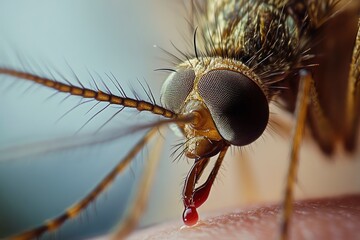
108,72,128,97
100,77,113,95
75,103,111,134
95,106,125,133
58,93,72,104
64,60,85,89
85,101,101,115
105,72,124,97
55,99,94,123
137,78,154,104
43,90,60,102
0,68,176,119
144,78,157,105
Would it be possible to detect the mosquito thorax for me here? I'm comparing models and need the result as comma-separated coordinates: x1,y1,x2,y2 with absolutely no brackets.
160,57,270,157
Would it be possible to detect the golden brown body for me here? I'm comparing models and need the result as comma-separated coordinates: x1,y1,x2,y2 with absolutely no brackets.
199,0,360,153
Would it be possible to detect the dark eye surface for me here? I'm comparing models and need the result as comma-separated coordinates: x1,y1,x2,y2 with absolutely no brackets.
160,69,195,113
198,70,269,146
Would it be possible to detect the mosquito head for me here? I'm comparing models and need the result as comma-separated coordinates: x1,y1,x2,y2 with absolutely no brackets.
160,57,269,158
160,66,225,159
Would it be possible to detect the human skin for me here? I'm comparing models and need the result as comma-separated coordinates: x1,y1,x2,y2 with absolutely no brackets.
127,194,360,240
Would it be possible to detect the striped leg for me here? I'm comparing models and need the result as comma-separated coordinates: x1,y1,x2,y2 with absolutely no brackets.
345,19,360,151
112,129,165,239
9,128,157,240
279,70,312,240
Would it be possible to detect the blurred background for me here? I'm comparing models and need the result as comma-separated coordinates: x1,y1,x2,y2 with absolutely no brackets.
0,1,359,239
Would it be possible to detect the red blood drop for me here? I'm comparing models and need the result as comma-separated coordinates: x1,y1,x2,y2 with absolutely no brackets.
182,206,199,226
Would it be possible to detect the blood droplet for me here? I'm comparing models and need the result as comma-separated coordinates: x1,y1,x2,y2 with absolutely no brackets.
182,206,198,226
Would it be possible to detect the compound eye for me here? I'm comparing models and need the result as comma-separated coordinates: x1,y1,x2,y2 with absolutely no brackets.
198,70,269,146
160,69,195,113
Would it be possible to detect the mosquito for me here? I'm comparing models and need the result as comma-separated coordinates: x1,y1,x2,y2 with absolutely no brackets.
1,0,360,240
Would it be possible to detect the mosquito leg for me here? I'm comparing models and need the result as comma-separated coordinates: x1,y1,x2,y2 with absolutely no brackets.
345,19,360,151
8,128,157,240
279,70,312,240
307,74,336,154
112,129,165,239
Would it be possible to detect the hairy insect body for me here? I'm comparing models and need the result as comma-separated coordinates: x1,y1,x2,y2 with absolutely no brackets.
1,0,359,239
177,0,359,238
161,0,306,159
161,0,360,230
203,0,359,153
205,0,301,77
